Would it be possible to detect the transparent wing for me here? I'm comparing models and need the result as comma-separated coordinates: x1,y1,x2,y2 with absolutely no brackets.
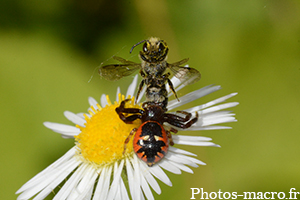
168,58,201,85
112,56,139,64
98,56,141,81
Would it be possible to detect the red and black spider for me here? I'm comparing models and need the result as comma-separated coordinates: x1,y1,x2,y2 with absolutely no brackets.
116,99,198,167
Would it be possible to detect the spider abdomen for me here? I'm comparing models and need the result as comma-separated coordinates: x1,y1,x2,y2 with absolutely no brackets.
133,121,169,167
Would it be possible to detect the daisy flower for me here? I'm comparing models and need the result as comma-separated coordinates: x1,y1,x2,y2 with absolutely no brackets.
16,75,238,200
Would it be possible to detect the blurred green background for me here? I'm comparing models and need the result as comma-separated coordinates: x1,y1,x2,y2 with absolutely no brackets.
1,0,300,199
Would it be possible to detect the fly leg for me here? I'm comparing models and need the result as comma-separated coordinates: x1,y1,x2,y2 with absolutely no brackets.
135,71,145,102
164,72,179,102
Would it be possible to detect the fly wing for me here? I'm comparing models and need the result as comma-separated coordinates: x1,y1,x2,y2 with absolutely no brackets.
168,59,201,85
112,56,139,64
98,56,141,81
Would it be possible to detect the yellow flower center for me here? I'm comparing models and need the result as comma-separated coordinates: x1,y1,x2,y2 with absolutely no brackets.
74,94,142,167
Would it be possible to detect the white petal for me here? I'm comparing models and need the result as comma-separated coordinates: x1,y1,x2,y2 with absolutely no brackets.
165,152,199,168
173,135,212,141
174,153,206,166
139,162,161,195
185,125,233,131
168,146,197,157
167,160,194,174
68,165,98,199
185,93,238,113
148,164,172,186
199,110,235,119
116,87,121,102
64,111,86,127
192,111,237,128
199,116,237,127
136,87,146,103
76,113,86,119
132,155,142,200
140,173,154,200
82,185,94,200
126,75,138,98
117,177,130,200
178,154,206,166
101,94,108,107
43,122,80,138
174,140,219,147
21,159,79,200
88,97,99,111
158,160,181,174
17,150,80,200
93,166,112,200
53,164,89,200
167,85,221,111
17,147,76,193
92,168,104,200
126,158,138,200
200,102,239,115
107,160,125,199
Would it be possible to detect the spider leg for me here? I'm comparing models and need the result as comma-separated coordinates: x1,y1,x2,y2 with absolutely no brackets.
116,99,144,114
118,114,141,123
116,99,130,111
164,111,192,123
166,130,174,146
170,127,178,134
116,99,144,123
123,128,137,154
164,126,178,134
165,111,198,129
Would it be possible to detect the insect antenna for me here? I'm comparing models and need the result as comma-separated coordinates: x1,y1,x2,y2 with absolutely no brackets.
130,39,146,53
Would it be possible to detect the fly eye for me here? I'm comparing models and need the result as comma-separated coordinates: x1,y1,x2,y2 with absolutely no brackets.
143,43,148,52
158,43,165,52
